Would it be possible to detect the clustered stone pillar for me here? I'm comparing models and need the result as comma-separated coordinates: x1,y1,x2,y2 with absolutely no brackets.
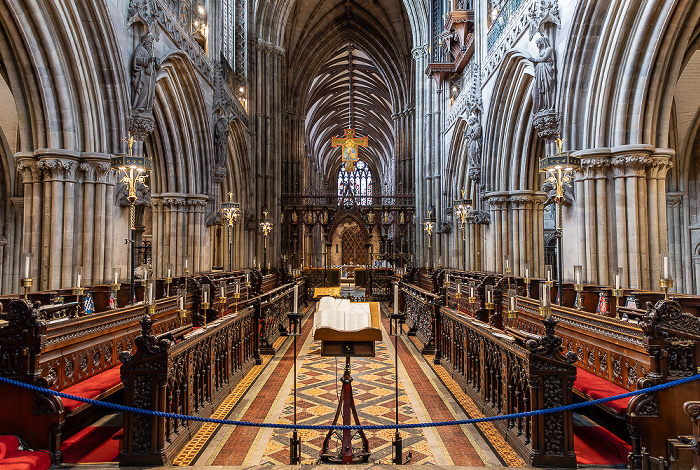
15,152,116,291
150,196,209,277
484,193,546,276
564,146,673,290
666,192,684,291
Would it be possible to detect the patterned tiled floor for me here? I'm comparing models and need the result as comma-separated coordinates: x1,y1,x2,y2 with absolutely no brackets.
260,341,435,465
174,300,523,467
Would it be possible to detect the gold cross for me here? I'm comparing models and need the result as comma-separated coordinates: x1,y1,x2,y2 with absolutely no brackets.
331,128,369,172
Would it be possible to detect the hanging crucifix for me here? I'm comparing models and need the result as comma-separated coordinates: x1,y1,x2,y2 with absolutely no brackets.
331,44,368,172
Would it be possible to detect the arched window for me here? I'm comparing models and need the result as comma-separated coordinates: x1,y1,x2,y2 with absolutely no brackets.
337,160,372,205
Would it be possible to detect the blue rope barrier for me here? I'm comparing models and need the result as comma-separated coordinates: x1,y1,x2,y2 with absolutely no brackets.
1,373,698,431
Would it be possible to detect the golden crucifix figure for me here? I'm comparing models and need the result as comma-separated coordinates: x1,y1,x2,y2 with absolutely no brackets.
331,129,369,172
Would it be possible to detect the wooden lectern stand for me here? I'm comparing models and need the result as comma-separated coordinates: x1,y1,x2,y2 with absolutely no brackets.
314,302,381,464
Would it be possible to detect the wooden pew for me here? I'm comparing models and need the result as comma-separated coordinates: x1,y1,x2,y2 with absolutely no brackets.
119,305,257,466
437,304,578,467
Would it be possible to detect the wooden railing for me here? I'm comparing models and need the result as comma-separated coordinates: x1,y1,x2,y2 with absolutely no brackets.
438,306,577,467
400,282,440,355
119,306,257,466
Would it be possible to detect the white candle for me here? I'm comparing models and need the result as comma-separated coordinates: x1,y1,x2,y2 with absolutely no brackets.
505,258,510,271
510,296,515,311
168,267,171,278
204,290,208,304
114,272,118,284
457,284,461,295
394,284,399,313
221,285,225,298
24,256,30,279
446,272,450,283
236,281,240,294
615,273,621,290
547,270,551,282
293,284,298,313
77,273,82,288
486,288,492,304
525,266,530,279
575,270,581,285
179,296,184,310
470,286,474,297
246,273,250,283
663,256,669,279
185,259,188,270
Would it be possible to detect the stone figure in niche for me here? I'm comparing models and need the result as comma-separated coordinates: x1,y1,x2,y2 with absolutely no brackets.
527,36,555,114
214,117,229,169
291,211,298,224
367,210,375,224
465,114,482,181
399,211,405,225
382,211,389,225
132,34,160,113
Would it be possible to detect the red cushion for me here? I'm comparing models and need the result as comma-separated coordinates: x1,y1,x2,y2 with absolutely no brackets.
0,435,20,459
61,364,123,413
574,367,631,414
0,450,52,470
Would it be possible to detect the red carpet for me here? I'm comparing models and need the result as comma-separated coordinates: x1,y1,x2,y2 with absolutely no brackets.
60,426,121,464
574,424,631,466
0,435,51,470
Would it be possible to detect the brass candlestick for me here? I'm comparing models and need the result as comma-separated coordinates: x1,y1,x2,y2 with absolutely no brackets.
219,295,227,317
612,288,624,318
72,287,85,317
524,277,530,297
20,278,33,300
660,278,673,300
201,301,210,327
166,277,172,297
234,292,241,313
147,304,156,316
539,305,550,317
574,284,583,310
485,302,495,322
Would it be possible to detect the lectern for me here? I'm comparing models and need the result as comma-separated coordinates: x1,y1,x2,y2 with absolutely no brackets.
313,299,382,464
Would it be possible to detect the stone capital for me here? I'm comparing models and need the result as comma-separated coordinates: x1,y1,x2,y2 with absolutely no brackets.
36,158,79,181
611,155,652,177
666,193,683,207
128,113,156,141
578,158,610,179
646,156,673,180
16,159,41,183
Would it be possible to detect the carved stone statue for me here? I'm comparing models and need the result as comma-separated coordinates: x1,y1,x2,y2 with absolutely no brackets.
291,211,298,224
131,34,160,113
527,36,555,114
214,116,229,168
367,210,375,224
465,114,482,181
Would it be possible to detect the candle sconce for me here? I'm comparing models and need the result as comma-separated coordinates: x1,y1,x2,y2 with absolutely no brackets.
166,263,173,297
508,289,517,328
73,267,85,316
612,266,624,318
524,262,531,297
201,284,211,327
573,265,583,310
146,279,156,316
234,280,241,313
484,285,495,321
111,268,121,309
660,254,673,300
20,253,34,300
218,280,227,317
177,288,187,324
539,282,551,317
468,285,476,315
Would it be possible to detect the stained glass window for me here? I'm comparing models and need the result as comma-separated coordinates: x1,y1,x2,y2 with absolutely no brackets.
337,160,373,205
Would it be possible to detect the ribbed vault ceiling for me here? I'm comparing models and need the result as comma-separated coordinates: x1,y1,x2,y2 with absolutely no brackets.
281,0,413,187
304,46,393,180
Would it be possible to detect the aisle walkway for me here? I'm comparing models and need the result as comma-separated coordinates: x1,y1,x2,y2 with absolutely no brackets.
172,295,523,467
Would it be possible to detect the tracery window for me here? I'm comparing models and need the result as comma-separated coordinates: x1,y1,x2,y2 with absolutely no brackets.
337,160,372,206
221,0,247,85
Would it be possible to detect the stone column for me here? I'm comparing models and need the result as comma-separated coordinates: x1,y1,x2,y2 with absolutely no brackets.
646,153,673,290
9,197,24,293
17,158,40,289
534,196,546,277
92,163,111,285
666,193,683,292
79,163,97,285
